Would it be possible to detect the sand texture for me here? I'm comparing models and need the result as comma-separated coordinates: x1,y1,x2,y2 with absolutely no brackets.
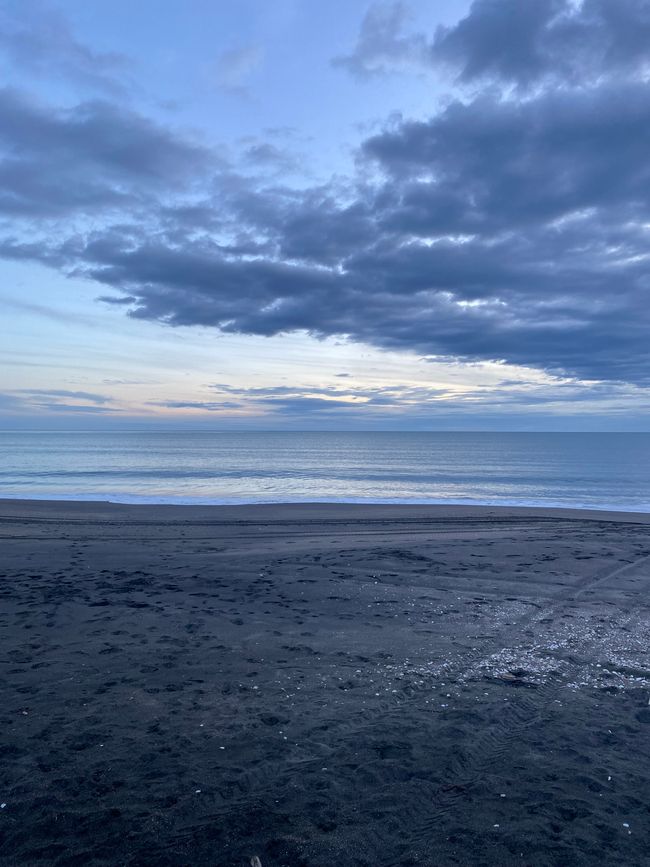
1,501,650,866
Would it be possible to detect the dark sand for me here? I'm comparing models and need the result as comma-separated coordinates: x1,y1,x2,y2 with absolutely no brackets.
1,501,650,866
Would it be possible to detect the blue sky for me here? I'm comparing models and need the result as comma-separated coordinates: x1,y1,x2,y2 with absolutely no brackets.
2,0,650,430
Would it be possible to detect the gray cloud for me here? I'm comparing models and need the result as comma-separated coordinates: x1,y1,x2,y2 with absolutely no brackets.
214,44,263,97
150,379,650,424
3,1,650,390
338,1,650,88
2,388,121,416
0,88,209,217
97,294,137,306
153,400,243,411
241,141,302,176
431,0,650,88
27,402,120,414
332,1,428,77
0,3,130,95
16,388,112,404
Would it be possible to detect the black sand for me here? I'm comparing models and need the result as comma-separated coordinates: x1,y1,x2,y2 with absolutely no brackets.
1,501,650,866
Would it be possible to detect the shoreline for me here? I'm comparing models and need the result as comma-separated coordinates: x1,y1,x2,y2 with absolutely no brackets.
2,496,650,524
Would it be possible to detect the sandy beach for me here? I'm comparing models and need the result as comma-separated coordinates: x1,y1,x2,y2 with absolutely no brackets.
1,500,650,866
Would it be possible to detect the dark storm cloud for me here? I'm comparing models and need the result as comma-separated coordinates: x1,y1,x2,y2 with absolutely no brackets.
3,1,650,387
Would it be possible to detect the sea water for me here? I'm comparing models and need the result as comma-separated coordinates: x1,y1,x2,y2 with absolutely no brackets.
1,431,649,511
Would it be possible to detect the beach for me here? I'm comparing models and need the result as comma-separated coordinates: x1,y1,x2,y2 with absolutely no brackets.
1,500,650,866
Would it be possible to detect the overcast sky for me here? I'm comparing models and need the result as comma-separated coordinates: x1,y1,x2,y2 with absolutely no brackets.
2,0,650,430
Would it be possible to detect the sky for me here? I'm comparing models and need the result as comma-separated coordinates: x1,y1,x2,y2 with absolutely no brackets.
2,0,650,431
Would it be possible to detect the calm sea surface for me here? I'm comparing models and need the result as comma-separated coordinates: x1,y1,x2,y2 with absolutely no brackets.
1,431,649,511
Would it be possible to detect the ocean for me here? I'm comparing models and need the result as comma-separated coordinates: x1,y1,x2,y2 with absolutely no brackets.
1,430,649,511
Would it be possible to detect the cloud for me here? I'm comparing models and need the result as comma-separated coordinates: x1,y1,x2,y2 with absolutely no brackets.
53,73,650,384
0,293,99,325
332,1,428,77
0,88,209,218
153,400,242,411
214,44,263,96
16,388,112,404
0,3,130,95
26,402,120,414
337,1,650,88
2,388,121,416
151,383,442,419
97,294,137,306
431,0,650,88
148,378,650,425
242,141,300,175
4,1,650,391
102,378,154,385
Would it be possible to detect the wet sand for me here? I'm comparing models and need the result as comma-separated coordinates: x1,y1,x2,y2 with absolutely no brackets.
1,500,650,866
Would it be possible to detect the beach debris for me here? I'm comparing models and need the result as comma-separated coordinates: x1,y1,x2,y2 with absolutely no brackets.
0,804,6,809
251,857,263,867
